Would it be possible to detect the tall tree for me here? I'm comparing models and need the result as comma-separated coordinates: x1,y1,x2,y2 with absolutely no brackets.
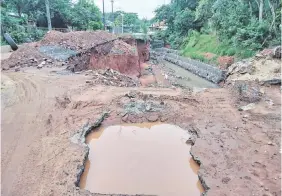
45,0,52,30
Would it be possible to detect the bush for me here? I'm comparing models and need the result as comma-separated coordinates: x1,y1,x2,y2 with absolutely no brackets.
234,18,270,51
190,53,206,61
168,33,184,49
88,21,102,30
7,26,46,44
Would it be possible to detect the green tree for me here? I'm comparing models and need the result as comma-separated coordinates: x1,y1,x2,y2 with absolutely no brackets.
153,0,281,52
69,0,102,30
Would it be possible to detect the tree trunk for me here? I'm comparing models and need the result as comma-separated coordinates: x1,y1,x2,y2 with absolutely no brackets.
17,5,22,17
249,1,253,17
259,0,263,22
267,0,276,33
45,0,52,31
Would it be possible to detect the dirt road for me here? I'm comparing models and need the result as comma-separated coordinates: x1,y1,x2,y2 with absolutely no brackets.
1,66,281,196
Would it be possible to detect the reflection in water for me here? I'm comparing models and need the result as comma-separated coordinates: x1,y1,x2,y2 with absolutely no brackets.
80,123,204,195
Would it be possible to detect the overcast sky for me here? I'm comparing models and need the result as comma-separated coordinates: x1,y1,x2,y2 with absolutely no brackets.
95,0,170,19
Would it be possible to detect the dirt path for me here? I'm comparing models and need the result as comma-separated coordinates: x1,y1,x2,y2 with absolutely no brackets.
1,67,182,196
1,67,281,196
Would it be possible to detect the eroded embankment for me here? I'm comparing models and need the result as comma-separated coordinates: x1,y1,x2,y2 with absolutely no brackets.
71,112,109,188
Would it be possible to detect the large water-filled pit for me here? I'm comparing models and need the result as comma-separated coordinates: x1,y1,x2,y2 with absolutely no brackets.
79,123,204,196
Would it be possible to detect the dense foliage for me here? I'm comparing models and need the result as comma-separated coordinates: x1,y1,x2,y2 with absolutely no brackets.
1,0,103,44
153,0,281,58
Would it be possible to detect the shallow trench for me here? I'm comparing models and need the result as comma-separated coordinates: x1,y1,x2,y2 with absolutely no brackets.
74,117,207,196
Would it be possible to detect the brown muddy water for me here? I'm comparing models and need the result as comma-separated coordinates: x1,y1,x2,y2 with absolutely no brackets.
80,123,204,196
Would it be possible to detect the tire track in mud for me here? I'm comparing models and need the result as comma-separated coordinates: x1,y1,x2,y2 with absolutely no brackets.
1,72,49,196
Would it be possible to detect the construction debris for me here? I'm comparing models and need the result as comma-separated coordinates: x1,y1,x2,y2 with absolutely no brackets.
85,69,140,87
226,51,281,83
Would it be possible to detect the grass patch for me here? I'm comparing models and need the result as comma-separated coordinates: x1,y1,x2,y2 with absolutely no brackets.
181,33,256,64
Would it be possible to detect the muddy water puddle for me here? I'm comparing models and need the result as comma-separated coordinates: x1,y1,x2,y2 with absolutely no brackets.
80,123,204,196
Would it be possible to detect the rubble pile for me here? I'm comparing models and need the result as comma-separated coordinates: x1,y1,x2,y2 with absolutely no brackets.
1,42,48,70
226,48,281,83
85,68,140,87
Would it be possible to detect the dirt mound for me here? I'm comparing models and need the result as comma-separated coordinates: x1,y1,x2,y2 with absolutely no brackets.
1,31,117,70
1,43,47,70
119,34,136,46
69,39,140,76
2,31,141,76
120,34,150,63
40,30,117,53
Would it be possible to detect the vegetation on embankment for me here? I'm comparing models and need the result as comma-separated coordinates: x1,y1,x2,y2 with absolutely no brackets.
180,32,256,65
153,0,281,63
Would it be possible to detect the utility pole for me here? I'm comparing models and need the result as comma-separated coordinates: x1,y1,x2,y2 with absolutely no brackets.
121,13,124,34
102,0,106,30
110,0,114,33
111,0,114,13
45,0,52,31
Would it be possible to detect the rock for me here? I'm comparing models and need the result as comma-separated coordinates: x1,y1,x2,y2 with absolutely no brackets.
272,46,281,59
267,142,274,146
146,113,159,122
9,64,16,68
122,114,128,122
2,67,9,71
234,81,261,103
263,79,281,85
126,91,137,98
160,115,168,122
128,115,138,123
15,67,20,72
255,53,264,58
227,60,254,75
222,177,231,184
37,61,46,69
266,99,274,106
145,103,151,111
273,66,281,73
238,103,256,111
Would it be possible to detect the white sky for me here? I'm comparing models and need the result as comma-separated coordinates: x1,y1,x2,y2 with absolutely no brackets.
95,0,170,19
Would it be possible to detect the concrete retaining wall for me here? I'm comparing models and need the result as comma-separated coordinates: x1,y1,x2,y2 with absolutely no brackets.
152,48,226,84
